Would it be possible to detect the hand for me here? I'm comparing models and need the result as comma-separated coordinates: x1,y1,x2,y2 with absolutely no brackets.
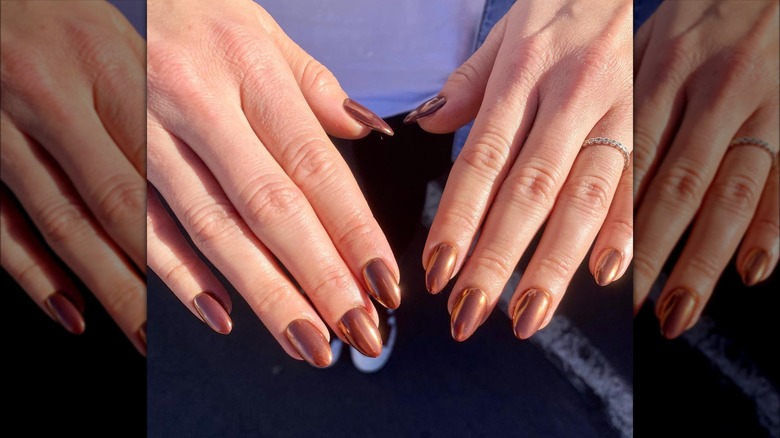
0,0,146,354
146,0,399,367
406,0,633,341
633,0,779,338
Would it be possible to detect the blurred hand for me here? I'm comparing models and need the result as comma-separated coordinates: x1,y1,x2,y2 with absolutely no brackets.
633,1,779,338
407,0,633,341
146,0,398,367
0,0,146,354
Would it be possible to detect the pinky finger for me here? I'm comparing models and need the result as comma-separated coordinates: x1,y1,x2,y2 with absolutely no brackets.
737,160,780,286
147,185,233,334
590,155,634,288
0,186,84,334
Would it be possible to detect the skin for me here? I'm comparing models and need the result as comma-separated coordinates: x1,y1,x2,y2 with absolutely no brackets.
417,0,634,338
146,0,398,361
633,1,779,337
0,0,146,354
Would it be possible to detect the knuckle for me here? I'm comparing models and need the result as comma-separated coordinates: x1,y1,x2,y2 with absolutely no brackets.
333,213,376,252
537,251,576,279
285,137,338,188
36,200,90,245
461,130,512,179
631,129,657,176
160,262,190,289
306,266,353,303
503,159,560,209
753,217,780,237
605,215,634,239
472,246,515,280
449,61,483,91
103,280,144,315
437,200,483,232
94,175,145,229
242,177,304,229
15,262,42,285
685,254,721,279
632,253,657,280
300,58,338,97
562,174,614,215
252,283,294,317
185,201,242,249
708,174,761,214
654,160,707,206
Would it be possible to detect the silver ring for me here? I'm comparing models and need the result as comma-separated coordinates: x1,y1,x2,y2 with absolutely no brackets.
581,137,630,171
728,137,778,162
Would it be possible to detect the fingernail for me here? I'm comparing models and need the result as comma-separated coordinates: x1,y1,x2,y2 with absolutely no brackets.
742,249,769,286
594,248,623,286
193,292,233,335
659,288,697,340
338,307,382,358
285,319,332,368
137,322,147,356
425,243,457,294
343,98,394,136
450,288,488,342
512,289,551,340
403,96,447,124
45,292,85,335
362,258,401,309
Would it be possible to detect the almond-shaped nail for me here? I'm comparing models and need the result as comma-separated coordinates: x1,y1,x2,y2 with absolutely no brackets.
193,292,233,335
45,292,85,335
362,258,401,309
343,98,394,136
659,288,697,340
594,248,623,286
403,96,446,124
742,249,769,286
450,288,488,342
425,243,457,294
512,289,551,340
286,319,332,368
137,322,147,356
338,307,382,358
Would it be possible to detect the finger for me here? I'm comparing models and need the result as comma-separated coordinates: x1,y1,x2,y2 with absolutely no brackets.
1,118,146,354
148,123,341,365
654,114,776,339
505,107,631,340
590,140,634,287
252,5,371,139
410,15,507,131
737,158,779,286
146,184,233,335
633,9,656,78
1,186,85,334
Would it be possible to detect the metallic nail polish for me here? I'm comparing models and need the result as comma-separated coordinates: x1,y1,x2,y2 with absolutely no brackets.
193,292,233,335
512,289,551,340
343,98,394,136
45,292,85,335
403,96,447,124
425,243,457,294
450,288,488,342
362,258,401,309
742,249,769,286
137,322,147,356
594,248,623,286
338,307,382,358
659,288,697,340
285,319,332,368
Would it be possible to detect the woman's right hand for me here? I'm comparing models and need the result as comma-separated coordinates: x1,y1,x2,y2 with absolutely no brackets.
147,0,399,367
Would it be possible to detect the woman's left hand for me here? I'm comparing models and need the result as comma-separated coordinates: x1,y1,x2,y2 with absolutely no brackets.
407,0,633,341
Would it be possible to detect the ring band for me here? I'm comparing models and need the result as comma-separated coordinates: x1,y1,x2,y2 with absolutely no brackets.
581,137,630,171
728,137,777,162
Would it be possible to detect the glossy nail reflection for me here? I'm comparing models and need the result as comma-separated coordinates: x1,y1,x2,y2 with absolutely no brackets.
193,292,232,334
594,248,623,286
343,98,394,136
742,248,769,286
425,243,457,294
286,319,332,368
512,289,551,340
450,288,488,342
403,96,446,124
362,258,401,309
338,307,382,357
45,292,85,335
659,288,697,339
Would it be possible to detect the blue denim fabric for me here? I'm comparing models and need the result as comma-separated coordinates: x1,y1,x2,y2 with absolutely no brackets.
451,0,516,160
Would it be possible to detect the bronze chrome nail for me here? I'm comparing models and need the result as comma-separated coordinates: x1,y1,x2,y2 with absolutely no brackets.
594,248,623,286
425,243,457,294
450,288,488,342
659,288,697,340
137,322,147,356
338,307,382,358
512,289,551,340
193,292,233,335
45,292,85,335
286,319,332,368
403,96,447,124
362,258,401,309
742,248,769,286
343,98,394,136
